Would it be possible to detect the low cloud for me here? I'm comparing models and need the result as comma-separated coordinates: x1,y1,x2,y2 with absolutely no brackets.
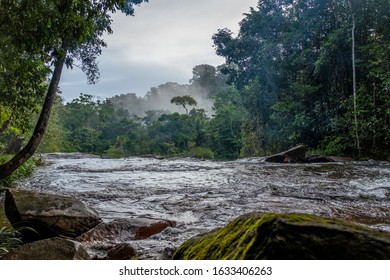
60,0,258,101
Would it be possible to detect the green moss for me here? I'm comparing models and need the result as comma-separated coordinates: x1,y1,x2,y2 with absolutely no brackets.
173,213,270,260
173,213,390,260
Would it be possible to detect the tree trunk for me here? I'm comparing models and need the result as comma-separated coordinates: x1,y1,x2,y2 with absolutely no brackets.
0,55,65,179
350,3,361,157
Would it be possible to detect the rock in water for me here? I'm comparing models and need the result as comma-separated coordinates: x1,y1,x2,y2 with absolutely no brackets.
76,218,176,244
265,145,306,163
106,243,137,260
1,237,90,260
5,189,102,241
172,213,390,260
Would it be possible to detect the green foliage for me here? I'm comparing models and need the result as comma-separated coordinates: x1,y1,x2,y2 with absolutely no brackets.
186,146,214,160
170,95,198,114
212,0,390,158
0,0,148,134
0,155,43,188
210,87,244,159
0,0,150,179
319,136,349,157
190,64,228,96
13,1,389,161
0,226,22,257
149,113,194,154
38,96,70,153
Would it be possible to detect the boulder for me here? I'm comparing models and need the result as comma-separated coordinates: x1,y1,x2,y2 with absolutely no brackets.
265,146,355,163
76,217,176,245
106,243,137,260
1,237,91,260
5,189,102,241
265,145,306,163
327,156,354,162
305,156,354,163
305,156,335,163
172,212,390,260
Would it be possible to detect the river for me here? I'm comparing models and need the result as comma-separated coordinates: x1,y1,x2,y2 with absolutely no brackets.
17,153,390,259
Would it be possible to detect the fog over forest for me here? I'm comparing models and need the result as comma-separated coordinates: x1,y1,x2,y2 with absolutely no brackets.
109,83,212,117
2,0,390,163
107,64,228,117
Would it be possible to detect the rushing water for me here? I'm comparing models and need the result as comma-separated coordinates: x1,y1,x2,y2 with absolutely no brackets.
18,153,390,259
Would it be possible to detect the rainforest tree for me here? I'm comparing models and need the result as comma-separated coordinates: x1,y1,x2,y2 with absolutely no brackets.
170,95,198,115
0,0,148,179
213,0,390,158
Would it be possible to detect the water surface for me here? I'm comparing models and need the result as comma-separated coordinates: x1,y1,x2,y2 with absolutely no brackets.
19,153,390,259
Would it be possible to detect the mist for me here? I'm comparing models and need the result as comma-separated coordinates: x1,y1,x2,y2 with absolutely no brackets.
108,64,227,118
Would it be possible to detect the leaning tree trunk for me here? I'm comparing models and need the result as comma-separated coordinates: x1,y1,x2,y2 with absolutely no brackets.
0,55,65,179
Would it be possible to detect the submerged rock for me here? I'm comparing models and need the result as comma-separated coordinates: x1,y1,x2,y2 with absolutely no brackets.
76,217,177,245
305,156,353,163
264,145,355,163
172,212,390,260
76,217,176,259
4,189,102,241
106,243,137,260
1,237,90,260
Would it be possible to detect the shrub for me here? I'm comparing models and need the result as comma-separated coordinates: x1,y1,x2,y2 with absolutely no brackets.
0,155,44,188
0,226,22,257
187,146,215,160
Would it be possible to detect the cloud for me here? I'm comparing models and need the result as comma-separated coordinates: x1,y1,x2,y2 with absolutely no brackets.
60,0,258,102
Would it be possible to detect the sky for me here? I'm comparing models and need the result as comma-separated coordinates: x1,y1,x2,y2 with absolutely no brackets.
59,0,258,102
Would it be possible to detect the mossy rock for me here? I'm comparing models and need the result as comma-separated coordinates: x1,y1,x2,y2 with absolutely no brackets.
173,213,390,260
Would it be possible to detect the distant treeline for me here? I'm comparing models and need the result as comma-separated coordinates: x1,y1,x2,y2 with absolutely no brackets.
2,0,390,160
39,64,241,159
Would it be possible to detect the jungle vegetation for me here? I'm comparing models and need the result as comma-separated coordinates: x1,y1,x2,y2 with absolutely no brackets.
1,0,390,178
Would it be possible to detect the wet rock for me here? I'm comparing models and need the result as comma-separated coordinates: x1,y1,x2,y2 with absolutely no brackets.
43,153,100,159
367,159,378,165
305,156,335,163
5,189,102,241
265,146,354,164
140,154,165,160
326,156,354,162
106,243,137,260
305,156,354,163
265,154,287,163
265,145,306,163
76,217,176,245
1,237,90,260
172,212,390,260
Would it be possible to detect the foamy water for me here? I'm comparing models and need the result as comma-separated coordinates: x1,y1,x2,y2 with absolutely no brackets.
18,153,390,259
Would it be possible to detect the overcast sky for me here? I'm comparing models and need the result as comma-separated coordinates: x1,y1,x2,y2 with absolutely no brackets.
60,0,258,102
